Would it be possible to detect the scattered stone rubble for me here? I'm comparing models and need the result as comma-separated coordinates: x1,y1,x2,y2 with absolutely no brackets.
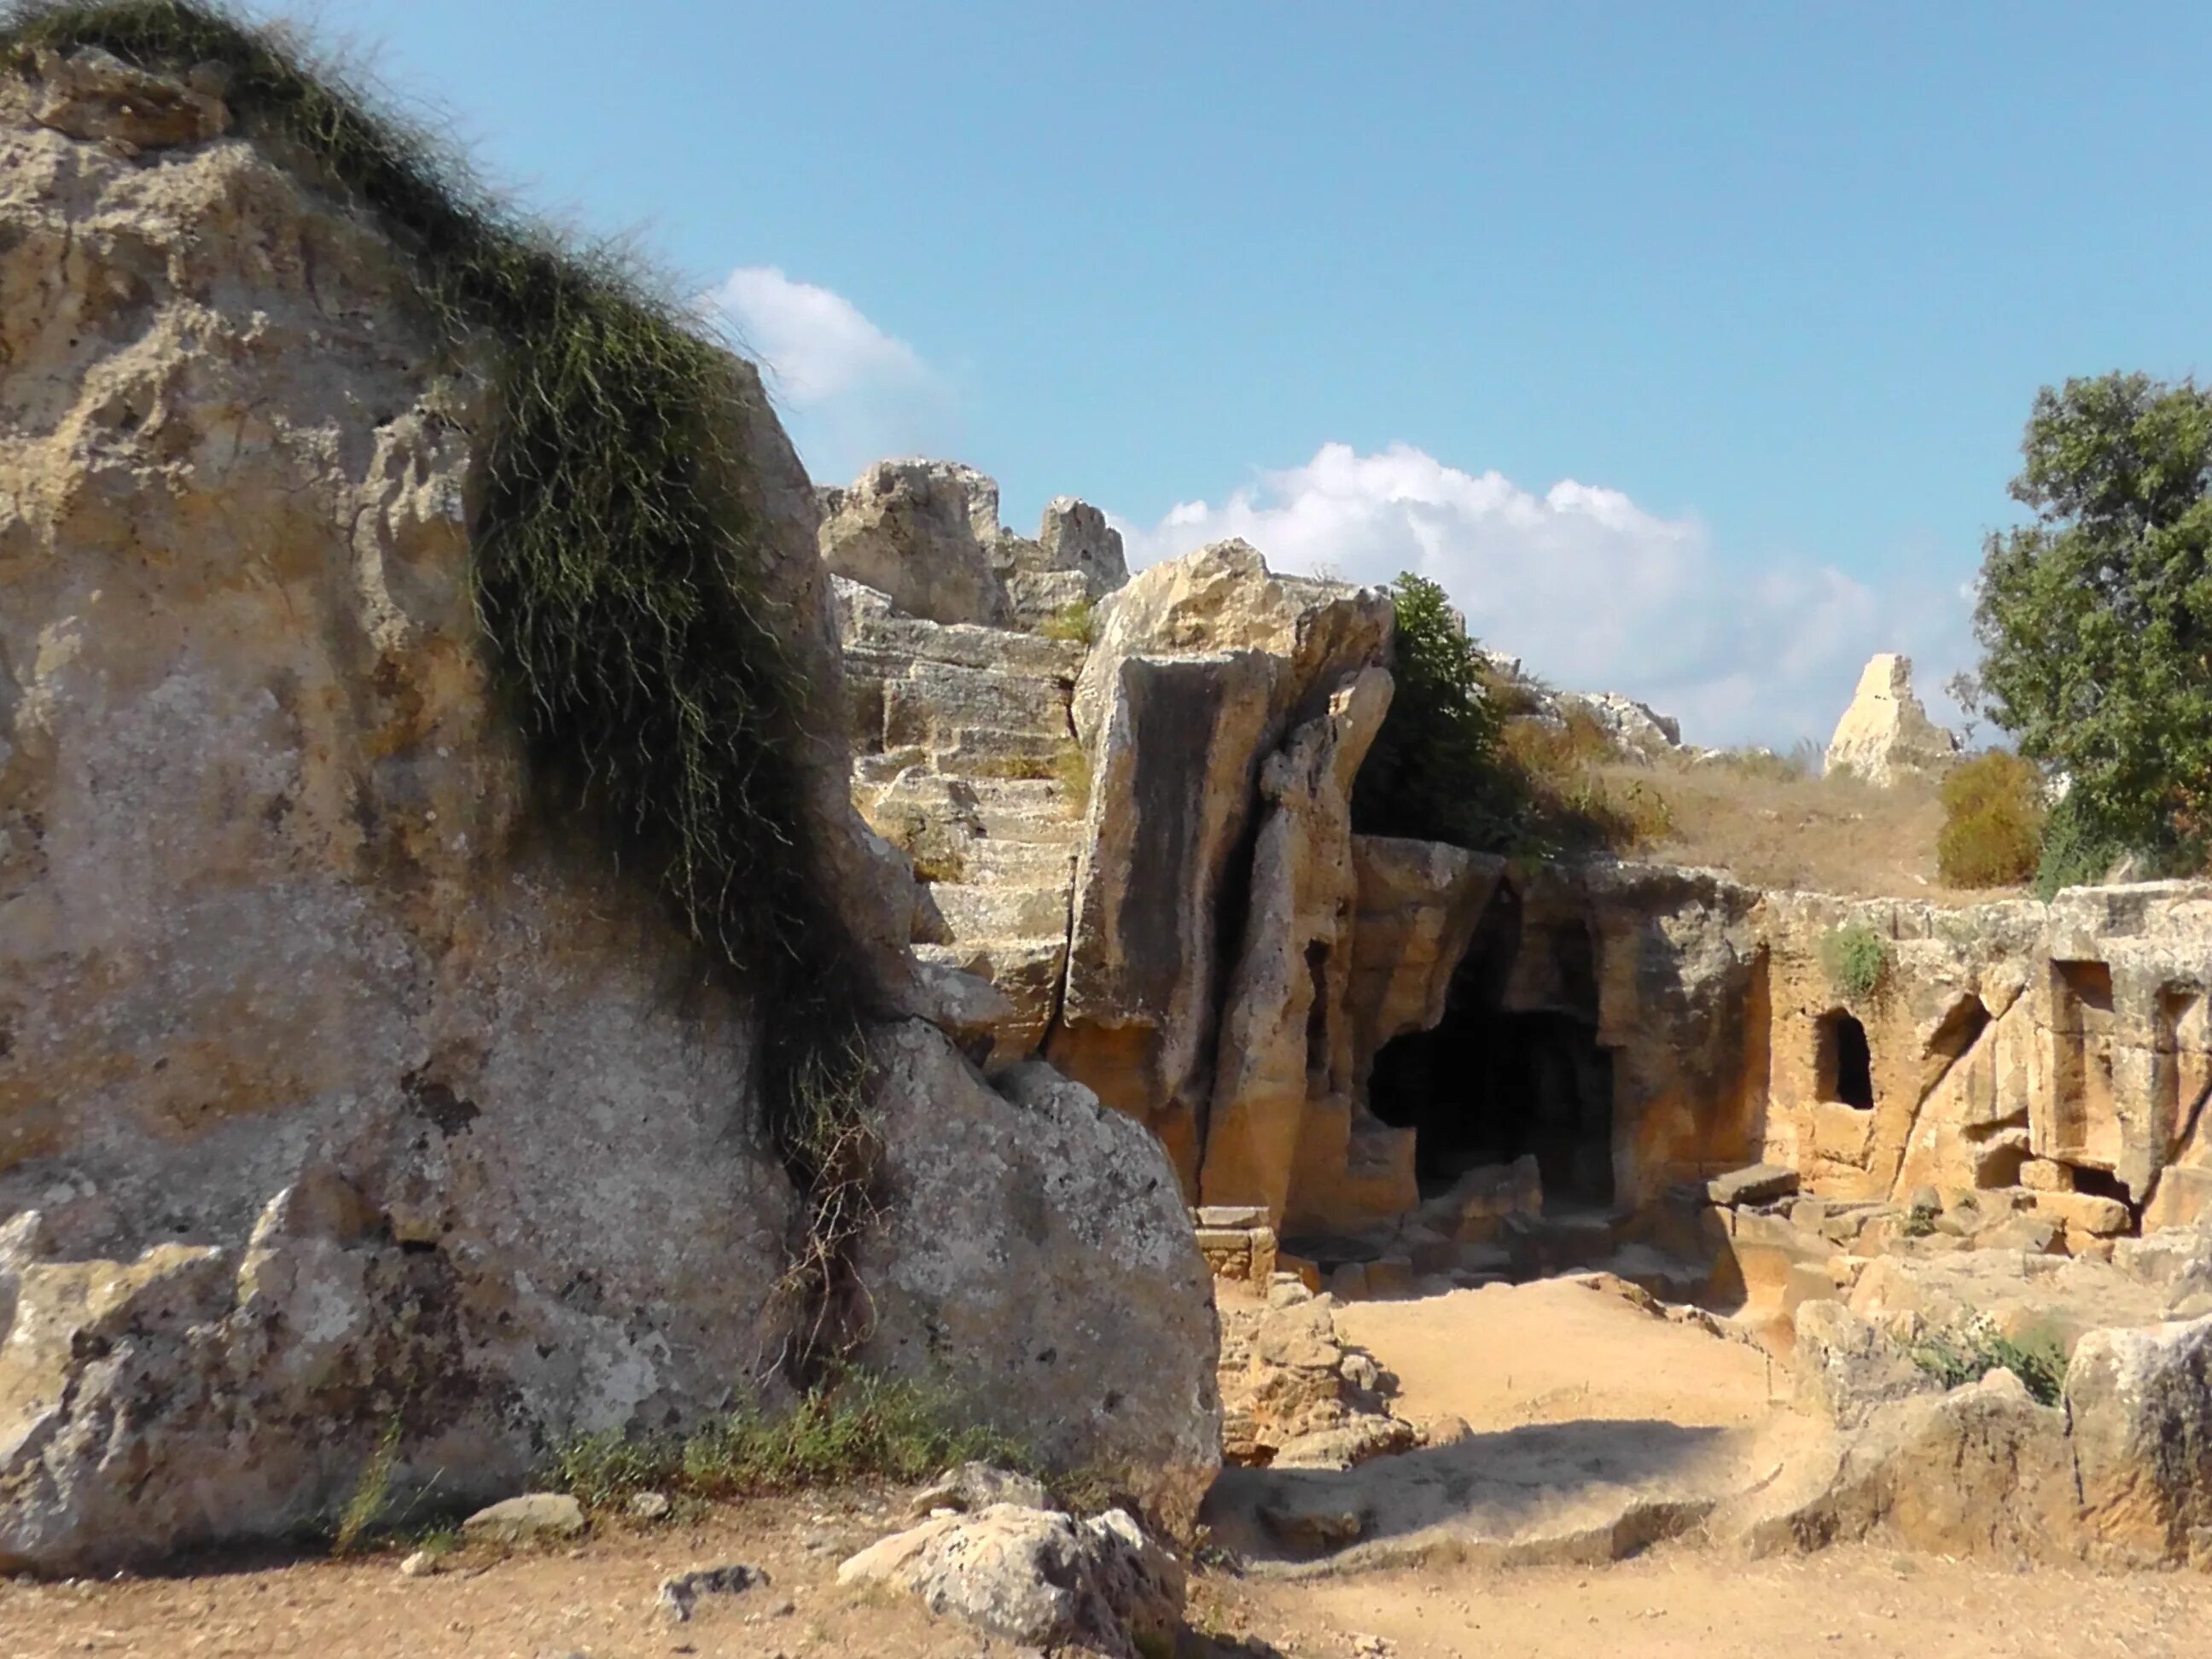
1214,1278,1418,1471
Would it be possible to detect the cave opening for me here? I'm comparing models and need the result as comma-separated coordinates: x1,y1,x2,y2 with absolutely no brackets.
1817,1010,1875,1110
1367,891,1617,1211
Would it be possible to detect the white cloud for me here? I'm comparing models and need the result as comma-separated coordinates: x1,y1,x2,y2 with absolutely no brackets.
701,266,958,487
1115,443,1975,749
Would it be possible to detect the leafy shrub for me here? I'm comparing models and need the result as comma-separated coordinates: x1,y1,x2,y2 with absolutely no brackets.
1039,597,1097,645
2,0,879,1373
1911,1318,2068,1407
545,1374,1086,1511
2031,789,2202,898
1353,573,1517,848
1936,750,2046,888
1819,923,1889,1001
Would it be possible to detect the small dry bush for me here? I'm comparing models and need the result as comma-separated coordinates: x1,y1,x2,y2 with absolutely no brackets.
1039,597,1098,645
1937,751,2045,888
1819,923,1889,1001
1911,1318,2067,1406
1499,709,1673,852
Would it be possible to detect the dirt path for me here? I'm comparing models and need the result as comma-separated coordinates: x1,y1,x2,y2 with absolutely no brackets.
1220,1544,2212,1658
0,1489,1020,1659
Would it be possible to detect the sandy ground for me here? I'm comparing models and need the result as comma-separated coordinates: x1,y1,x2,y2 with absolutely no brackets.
1333,1278,1784,1432
1218,1545,2212,1658
0,1487,1019,1659
10,1280,2208,1659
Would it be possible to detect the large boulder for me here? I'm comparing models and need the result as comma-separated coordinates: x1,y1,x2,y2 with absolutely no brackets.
2065,1315,2212,1566
855,1034,1222,1533
1823,653,1961,786
1744,1369,2074,1561
0,52,1207,1570
817,459,1010,627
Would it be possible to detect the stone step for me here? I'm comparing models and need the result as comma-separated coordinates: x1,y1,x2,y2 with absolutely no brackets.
882,663,1073,748
960,838,1078,885
963,777,1073,814
924,882,1072,943
933,730,1068,777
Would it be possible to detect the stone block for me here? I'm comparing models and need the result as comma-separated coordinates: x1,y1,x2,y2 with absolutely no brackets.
1275,1254,1322,1293
1706,1163,1800,1207
2032,1191,2132,1236
1196,1206,1269,1230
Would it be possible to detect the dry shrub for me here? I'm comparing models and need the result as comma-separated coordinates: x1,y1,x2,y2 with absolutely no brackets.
1499,713,1673,852
1936,751,2045,888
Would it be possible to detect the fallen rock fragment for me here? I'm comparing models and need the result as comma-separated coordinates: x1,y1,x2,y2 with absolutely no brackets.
460,1493,585,1546
835,1503,1181,1659
908,1462,1053,1517
656,1563,767,1622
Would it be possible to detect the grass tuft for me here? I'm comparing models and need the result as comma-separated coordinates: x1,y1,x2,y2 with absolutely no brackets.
544,1373,1107,1512
2,0,882,1375
1039,597,1098,645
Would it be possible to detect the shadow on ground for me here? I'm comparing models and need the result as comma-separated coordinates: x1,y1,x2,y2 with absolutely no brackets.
1203,1417,1743,1572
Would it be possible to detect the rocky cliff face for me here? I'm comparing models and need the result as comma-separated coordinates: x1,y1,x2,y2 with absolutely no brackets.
0,49,1216,1569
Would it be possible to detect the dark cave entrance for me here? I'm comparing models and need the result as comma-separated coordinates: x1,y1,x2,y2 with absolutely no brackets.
1816,1010,1875,1110
1367,886,1618,1210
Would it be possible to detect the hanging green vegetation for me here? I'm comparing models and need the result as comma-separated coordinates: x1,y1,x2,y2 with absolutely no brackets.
2,0,880,1374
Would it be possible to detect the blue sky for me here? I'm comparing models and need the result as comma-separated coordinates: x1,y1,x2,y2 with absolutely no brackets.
262,2,2207,744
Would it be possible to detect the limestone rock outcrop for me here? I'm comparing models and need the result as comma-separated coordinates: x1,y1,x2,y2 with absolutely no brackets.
818,460,1128,632
992,495,1130,626
817,460,1010,627
1202,667,1393,1220
1052,542,1394,1190
1824,653,1961,786
0,55,1215,1570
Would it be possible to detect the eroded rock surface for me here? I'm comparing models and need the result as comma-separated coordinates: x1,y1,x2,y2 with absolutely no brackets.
0,56,1214,1569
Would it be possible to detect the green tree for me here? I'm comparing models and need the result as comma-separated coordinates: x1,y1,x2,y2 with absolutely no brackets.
1352,572,1516,848
1971,373,2212,874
